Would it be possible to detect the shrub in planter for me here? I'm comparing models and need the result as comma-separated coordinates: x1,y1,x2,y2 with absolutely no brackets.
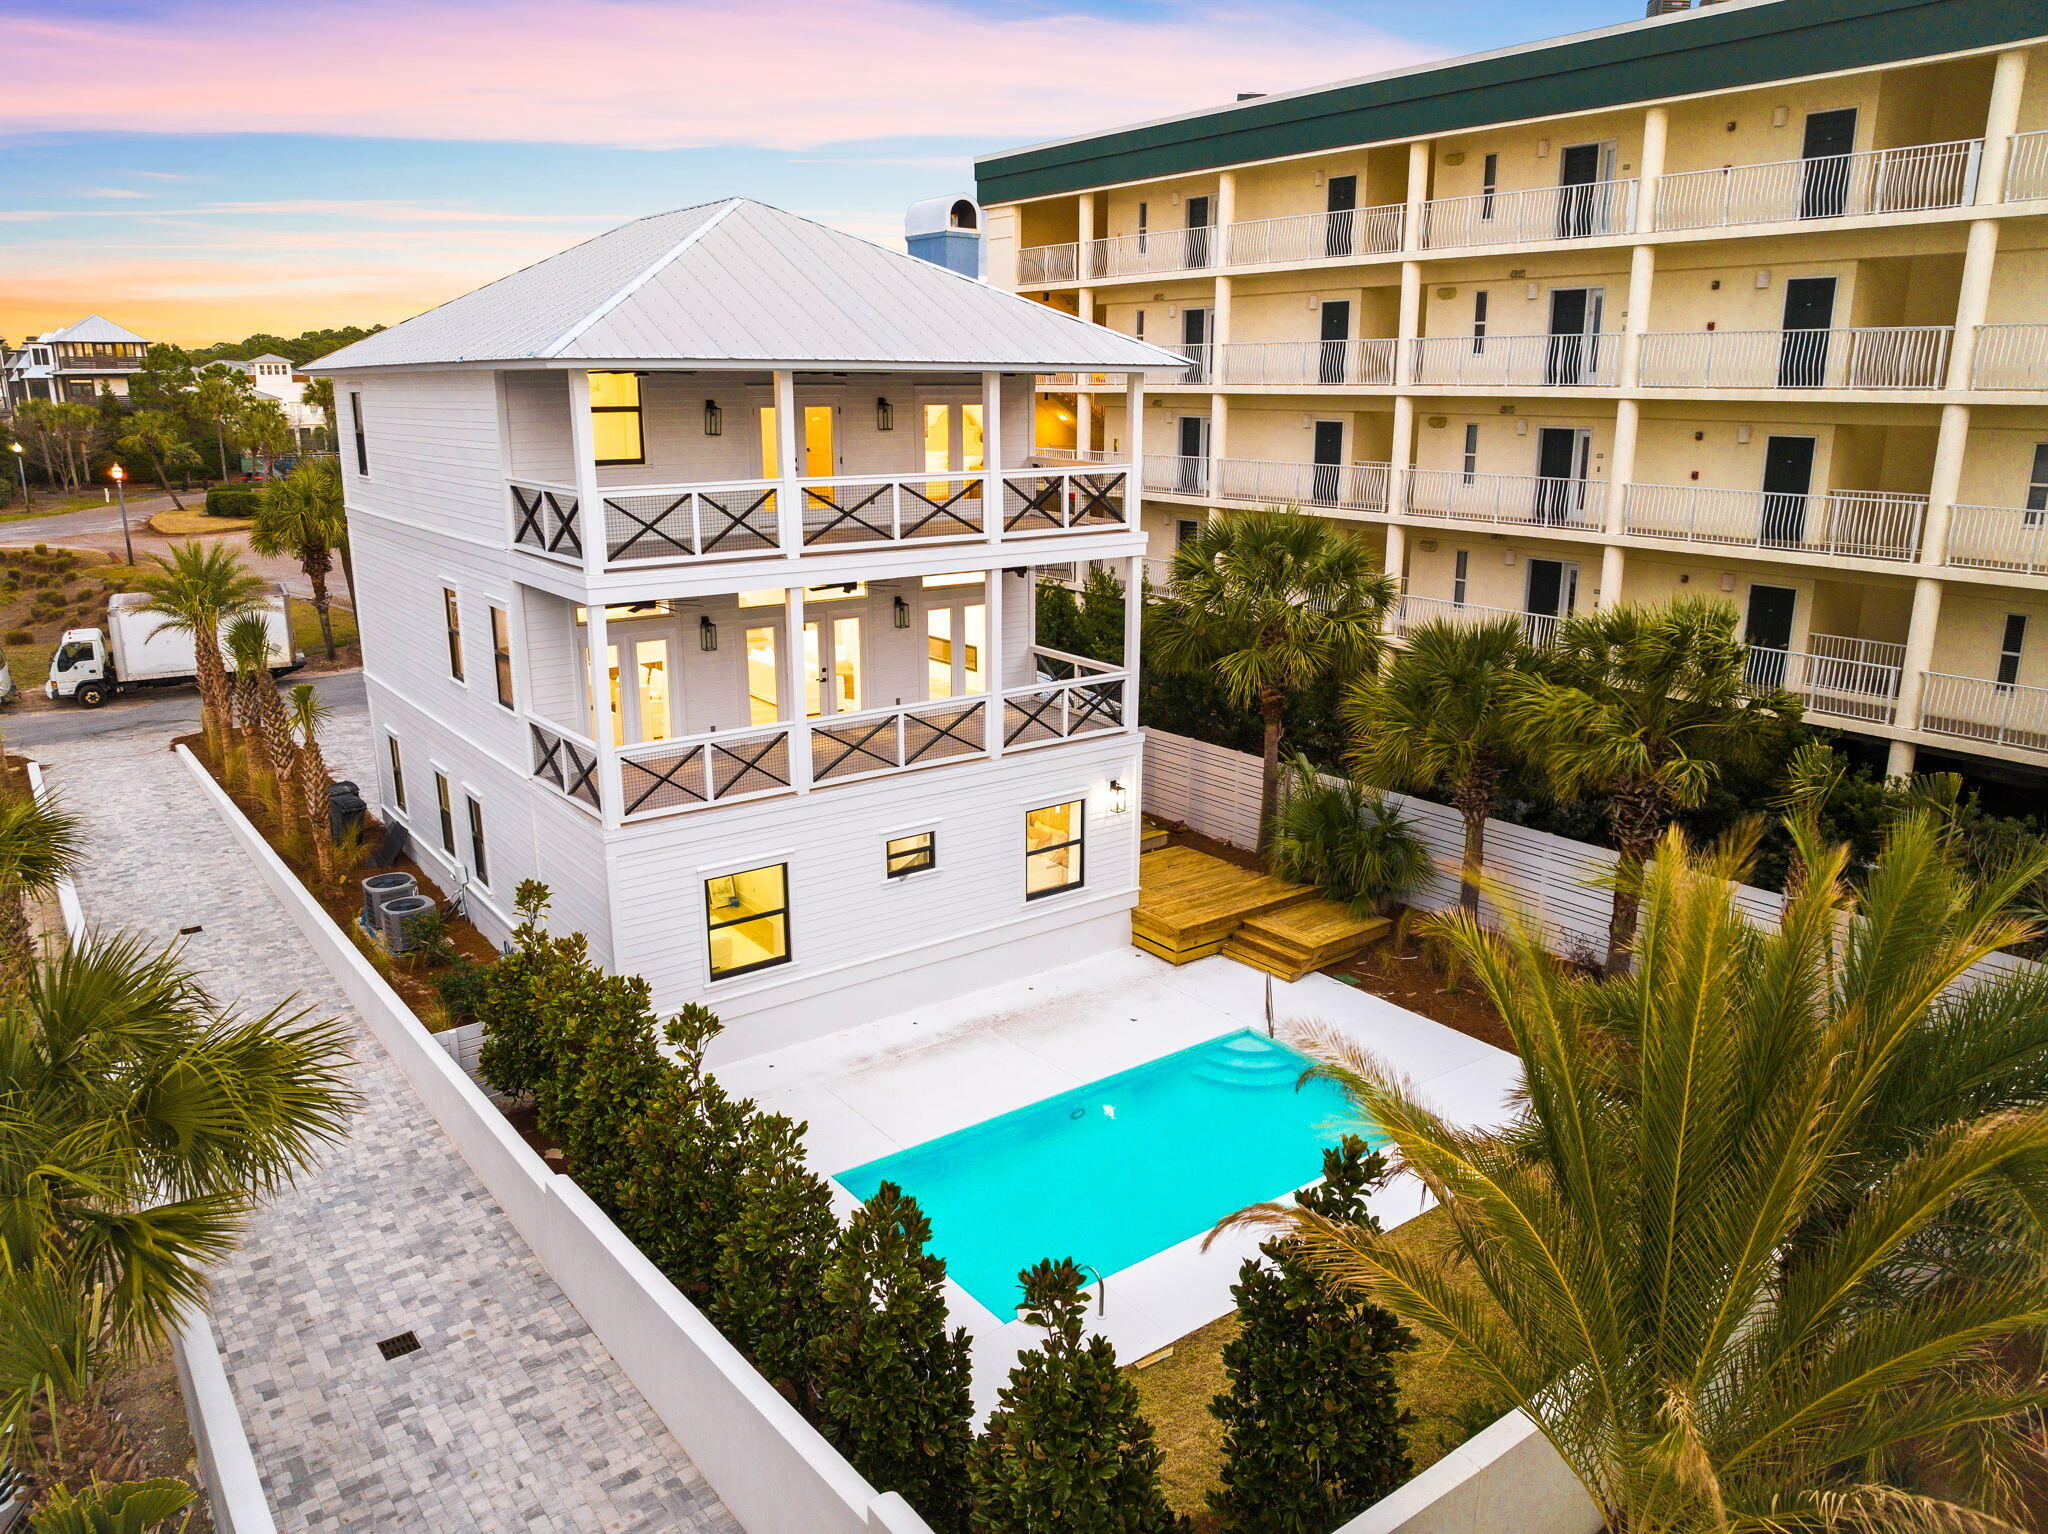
1266,757,1432,919
709,1112,836,1408
432,959,493,1024
204,485,264,518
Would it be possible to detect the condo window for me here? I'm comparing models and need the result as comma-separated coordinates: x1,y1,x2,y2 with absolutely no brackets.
387,734,407,814
1025,800,1085,900
1461,425,1479,485
350,392,368,476
1472,291,1489,353
590,371,645,466
2027,443,2048,523
443,589,464,681
706,863,791,980
467,796,489,887
1998,614,2026,688
1453,549,1469,606
490,605,514,709
434,773,455,855
1136,202,1149,252
886,831,936,879
1480,153,1499,219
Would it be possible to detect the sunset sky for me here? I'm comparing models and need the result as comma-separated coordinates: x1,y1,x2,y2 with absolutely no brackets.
2,0,1622,347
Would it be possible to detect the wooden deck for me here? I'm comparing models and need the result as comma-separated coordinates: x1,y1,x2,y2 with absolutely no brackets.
1132,846,1315,965
1223,900,1391,983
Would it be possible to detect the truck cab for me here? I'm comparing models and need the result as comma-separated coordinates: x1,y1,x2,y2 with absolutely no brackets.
47,629,111,706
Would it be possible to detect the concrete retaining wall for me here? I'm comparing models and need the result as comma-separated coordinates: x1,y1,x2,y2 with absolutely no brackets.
1336,1412,1602,1534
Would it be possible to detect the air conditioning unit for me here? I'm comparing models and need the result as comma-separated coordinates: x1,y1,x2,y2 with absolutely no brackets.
379,895,438,955
360,872,417,933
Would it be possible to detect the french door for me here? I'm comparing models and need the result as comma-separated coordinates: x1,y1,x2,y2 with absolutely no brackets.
804,616,863,718
589,626,674,745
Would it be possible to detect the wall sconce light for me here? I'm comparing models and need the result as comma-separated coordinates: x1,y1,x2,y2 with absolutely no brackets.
1771,106,1790,128
1736,424,1753,444
1170,191,1182,205
1108,779,1129,815
1301,414,1315,429
699,615,718,652
1306,295,1321,310
876,397,895,431
1426,414,1448,428
1526,283,1541,301
1167,306,1180,318
893,595,910,628
1719,572,1736,592
1443,151,1467,167
1515,418,1529,435
1754,270,1771,289
1503,550,1519,566
1535,138,1550,157
703,399,723,436
1313,170,1325,187
1435,286,1458,300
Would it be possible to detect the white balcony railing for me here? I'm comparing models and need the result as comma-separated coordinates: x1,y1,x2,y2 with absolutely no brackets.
1919,673,2048,754
1409,332,1621,388
619,723,796,819
1019,243,1079,285
1030,446,1118,466
1219,458,1393,513
1218,338,1398,387
1970,324,2048,389
1420,178,1637,249
1002,466,1131,533
1944,502,2048,575
1083,225,1219,279
2005,130,2048,202
1144,454,1211,496
1404,469,1606,531
1224,204,1405,265
1653,139,1981,231
1747,637,1905,724
1169,343,1213,385
809,696,990,786
1622,483,1926,561
1394,594,1561,646
1636,326,1952,390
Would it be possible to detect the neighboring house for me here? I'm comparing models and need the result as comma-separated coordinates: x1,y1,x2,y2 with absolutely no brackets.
310,197,1182,1060
981,0,2048,795
2,314,148,410
210,352,326,431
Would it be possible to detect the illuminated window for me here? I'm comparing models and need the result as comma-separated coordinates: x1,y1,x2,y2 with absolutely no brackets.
706,863,791,979
886,832,936,879
746,626,780,723
442,589,464,681
386,735,406,813
589,372,644,466
434,772,455,855
1025,801,1085,899
490,606,513,708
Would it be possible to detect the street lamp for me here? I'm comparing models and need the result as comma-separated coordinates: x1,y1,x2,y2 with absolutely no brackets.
7,441,26,517
110,463,134,564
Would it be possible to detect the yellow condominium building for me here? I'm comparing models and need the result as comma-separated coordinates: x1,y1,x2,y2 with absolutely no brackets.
978,0,2048,793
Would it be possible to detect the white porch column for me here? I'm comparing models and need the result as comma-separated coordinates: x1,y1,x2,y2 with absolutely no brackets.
1976,48,2031,205
1078,288,1095,324
1212,273,1233,378
1599,545,1628,611
1381,521,1407,638
1397,260,1423,386
1607,396,1640,539
1634,105,1669,233
785,586,811,793
1389,393,1416,519
1125,373,1147,522
1945,218,2001,390
568,369,619,823
1209,395,1229,507
1215,170,1236,247
568,369,603,579
985,560,1007,758
1077,192,1096,287
1921,401,1973,568
1402,141,1431,252
773,369,801,553
1620,243,1657,390
983,371,1005,540
1890,575,1945,768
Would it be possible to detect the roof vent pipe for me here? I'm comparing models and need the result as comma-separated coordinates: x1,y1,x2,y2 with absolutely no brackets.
904,196,984,280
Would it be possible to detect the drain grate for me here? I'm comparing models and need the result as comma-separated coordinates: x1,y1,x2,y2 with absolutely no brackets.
376,1331,421,1361
178,925,204,936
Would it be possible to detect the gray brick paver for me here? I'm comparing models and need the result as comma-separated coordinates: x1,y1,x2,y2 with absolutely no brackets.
34,725,742,1534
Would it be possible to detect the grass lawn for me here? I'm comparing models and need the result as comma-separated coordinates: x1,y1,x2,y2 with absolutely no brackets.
147,510,252,536
1126,1205,1514,1530
292,600,358,664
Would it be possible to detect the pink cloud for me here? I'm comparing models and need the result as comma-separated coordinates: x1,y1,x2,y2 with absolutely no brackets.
0,1,1434,151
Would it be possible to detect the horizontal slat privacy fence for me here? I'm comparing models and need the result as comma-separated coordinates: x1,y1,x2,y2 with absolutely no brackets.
1141,729,2034,984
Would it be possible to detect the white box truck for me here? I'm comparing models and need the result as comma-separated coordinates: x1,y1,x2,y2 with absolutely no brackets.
46,587,303,707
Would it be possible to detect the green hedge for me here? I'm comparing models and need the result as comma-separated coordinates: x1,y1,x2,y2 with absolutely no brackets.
204,485,264,518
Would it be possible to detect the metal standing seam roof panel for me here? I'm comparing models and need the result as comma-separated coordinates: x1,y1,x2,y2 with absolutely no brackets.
311,198,1183,374
43,314,148,344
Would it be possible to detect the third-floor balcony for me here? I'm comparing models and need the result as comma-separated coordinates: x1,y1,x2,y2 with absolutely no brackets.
1969,324,2048,389
1141,454,1392,515
1406,469,1606,532
1409,331,1620,388
2007,130,2048,203
1945,500,2048,577
1216,338,1398,387
1621,481,1927,562
1653,139,1982,231
1636,325,1952,391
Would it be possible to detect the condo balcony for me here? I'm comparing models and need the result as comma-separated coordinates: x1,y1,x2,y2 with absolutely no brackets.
1140,454,1392,515
1406,469,1606,533
1636,326,1953,391
1409,332,1622,389
1651,139,1983,231
1945,501,2048,577
1919,673,2048,757
1216,339,1399,388
1621,481,1928,562
2007,131,2048,202
1393,593,1562,647
1970,325,2048,389
1420,177,1637,250
1747,636,1907,725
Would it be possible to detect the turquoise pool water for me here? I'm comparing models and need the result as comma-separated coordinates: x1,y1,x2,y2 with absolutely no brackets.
834,1030,1365,1315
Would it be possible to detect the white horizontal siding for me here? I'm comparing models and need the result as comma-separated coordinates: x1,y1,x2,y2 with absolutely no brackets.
343,370,506,546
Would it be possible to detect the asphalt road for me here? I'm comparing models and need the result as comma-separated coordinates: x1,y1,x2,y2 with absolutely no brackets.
1,492,181,548
3,669,366,749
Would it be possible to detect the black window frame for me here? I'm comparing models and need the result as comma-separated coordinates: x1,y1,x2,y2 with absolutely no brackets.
2026,442,2048,524
1453,548,1469,606
1997,613,2026,688
885,831,937,879
387,734,407,814
434,773,455,855
350,391,368,476
1472,291,1489,354
466,795,489,887
490,605,514,709
1024,800,1086,901
443,588,465,682
1461,424,1480,484
704,862,793,981
590,371,646,467
1480,153,1499,220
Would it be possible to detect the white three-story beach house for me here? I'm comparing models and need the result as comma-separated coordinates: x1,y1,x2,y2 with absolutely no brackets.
313,198,1183,1058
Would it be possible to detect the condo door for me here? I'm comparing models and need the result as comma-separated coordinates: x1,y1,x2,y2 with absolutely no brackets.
1524,558,1579,646
1743,584,1797,689
1181,307,1212,381
1800,108,1858,219
1176,414,1210,493
803,615,863,718
1534,426,1591,525
1778,277,1837,387
589,627,674,745
1184,195,1212,268
1318,300,1352,384
1546,287,1603,384
1760,435,1816,547
1557,141,1608,237
1325,174,1358,257
1311,419,1345,505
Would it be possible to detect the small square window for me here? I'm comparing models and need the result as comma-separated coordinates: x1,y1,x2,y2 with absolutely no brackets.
706,863,791,979
886,832,936,879
1025,801,1085,900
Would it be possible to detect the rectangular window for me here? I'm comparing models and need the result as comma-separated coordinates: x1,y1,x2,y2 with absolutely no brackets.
490,605,514,709
1453,549,1469,607
1136,201,1149,252
1025,800,1085,900
2027,443,2048,523
745,626,779,724
442,589,464,681
589,371,645,465
386,734,407,813
705,863,791,980
1134,310,1146,340
350,392,367,476
886,832,936,879
1461,424,1480,484
466,796,489,886
1472,291,1489,353
1480,153,1499,219
434,773,455,855
1998,613,2026,688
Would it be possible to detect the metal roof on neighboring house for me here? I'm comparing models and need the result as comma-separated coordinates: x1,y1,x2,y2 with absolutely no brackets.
309,198,1186,374
39,314,148,345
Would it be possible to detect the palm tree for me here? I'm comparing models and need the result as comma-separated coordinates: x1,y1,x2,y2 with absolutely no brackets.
240,400,293,478
111,412,200,510
0,790,85,991
1345,617,1542,915
1504,598,1791,973
1241,820,2048,1534
224,614,298,827
251,457,347,658
190,368,252,481
136,542,266,758
1265,756,1432,919
285,683,337,880
1150,507,1396,852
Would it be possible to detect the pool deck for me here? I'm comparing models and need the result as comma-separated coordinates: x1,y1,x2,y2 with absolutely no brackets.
718,947,1522,1415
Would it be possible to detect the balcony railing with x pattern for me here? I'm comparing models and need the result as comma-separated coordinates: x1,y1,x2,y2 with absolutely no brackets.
1003,672,1128,750
602,481,780,564
1003,467,1129,532
529,721,602,811
802,472,986,547
617,724,796,820
511,481,583,561
809,696,991,785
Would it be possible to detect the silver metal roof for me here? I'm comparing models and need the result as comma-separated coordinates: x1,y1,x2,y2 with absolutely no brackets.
310,198,1183,374
40,314,148,344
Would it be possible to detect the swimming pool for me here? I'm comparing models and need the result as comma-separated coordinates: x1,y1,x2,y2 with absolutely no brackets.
834,1030,1365,1315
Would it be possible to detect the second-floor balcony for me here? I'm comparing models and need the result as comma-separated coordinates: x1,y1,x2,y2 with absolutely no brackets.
1393,594,1562,647
1748,635,1906,725
1653,139,1982,231
1406,469,1606,532
1636,326,1952,391
1141,454,1392,515
1409,331,1620,388
1420,178,1637,250
1621,482,1927,562
1217,339,1398,387
1919,672,2048,756
2006,129,2048,202
1969,324,2048,389
1945,501,2048,576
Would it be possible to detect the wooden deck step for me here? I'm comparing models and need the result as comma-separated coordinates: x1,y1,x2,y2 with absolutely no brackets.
1131,846,1316,965
1222,899,1390,983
